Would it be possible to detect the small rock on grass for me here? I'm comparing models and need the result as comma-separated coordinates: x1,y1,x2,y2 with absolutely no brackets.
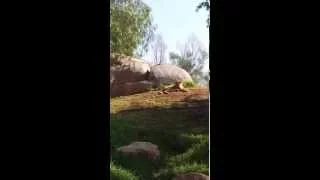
117,141,160,160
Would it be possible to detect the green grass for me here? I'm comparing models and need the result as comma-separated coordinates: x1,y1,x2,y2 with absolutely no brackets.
154,162,208,179
110,162,139,180
110,89,209,180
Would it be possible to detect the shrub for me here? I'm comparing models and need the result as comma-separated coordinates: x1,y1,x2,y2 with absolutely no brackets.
182,80,196,88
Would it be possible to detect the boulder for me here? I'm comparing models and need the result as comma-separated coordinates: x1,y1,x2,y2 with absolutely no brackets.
110,54,151,84
111,62,150,84
173,173,209,180
117,141,160,160
148,64,193,86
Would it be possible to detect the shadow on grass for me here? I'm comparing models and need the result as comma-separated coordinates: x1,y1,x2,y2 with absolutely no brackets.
110,96,209,180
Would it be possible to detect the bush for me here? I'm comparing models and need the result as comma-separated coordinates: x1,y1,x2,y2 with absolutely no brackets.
182,80,196,88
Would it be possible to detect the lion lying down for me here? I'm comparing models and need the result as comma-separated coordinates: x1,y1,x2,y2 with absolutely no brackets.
160,81,189,94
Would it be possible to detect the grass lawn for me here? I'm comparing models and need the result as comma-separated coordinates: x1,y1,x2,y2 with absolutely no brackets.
110,88,209,180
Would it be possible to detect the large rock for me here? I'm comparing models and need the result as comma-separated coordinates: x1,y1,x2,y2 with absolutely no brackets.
110,54,151,84
110,80,154,97
117,141,160,160
173,173,209,180
110,54,194,97
111,62,150,84
148,64,193,86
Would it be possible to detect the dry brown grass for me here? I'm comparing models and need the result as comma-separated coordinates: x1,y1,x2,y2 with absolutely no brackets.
111,88,208,114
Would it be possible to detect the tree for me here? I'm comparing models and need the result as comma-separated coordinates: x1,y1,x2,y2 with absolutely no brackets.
110,0,156,57
196,0,211,85
169,34,208,83
151,34,167,65
196,0,210,28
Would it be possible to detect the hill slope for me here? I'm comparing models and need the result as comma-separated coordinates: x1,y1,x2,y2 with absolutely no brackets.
110,88,209,180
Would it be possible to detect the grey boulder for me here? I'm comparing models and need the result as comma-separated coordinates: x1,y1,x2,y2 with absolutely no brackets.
110,55,150,84
148,64,193,85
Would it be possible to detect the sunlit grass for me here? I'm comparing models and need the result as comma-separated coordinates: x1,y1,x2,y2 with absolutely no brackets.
110,162,139,180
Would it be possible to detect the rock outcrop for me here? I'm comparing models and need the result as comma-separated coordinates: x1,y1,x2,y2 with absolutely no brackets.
110,54,193,97
110,61,150,84
110,54,151,97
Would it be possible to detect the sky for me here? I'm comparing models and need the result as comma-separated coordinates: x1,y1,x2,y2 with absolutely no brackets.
141,0,209,72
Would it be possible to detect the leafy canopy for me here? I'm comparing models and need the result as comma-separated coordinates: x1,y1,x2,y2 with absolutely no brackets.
110,0,156,57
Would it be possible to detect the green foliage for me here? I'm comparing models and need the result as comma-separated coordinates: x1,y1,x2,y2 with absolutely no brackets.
154,134,208,179
168,140,208,165
196,0,210,28
110,0,156,57
154,162,208,179
182,80,196,88
110,162,139,180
